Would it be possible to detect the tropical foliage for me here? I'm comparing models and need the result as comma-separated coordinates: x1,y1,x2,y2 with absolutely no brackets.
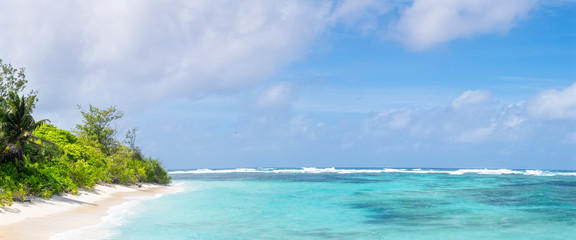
0,92,49,165
0,59,170,207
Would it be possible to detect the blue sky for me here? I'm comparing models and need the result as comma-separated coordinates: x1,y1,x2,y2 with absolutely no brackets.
0,0,575,170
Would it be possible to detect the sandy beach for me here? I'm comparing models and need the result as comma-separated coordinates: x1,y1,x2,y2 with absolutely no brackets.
0,184,170,240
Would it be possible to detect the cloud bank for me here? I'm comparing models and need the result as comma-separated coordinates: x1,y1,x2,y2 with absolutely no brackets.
362,84,576,147
155,82,576,169
0,0,542,113
527,82,576,120
0,0,388,111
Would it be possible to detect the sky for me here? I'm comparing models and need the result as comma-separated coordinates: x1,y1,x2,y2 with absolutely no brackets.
0,0,575,170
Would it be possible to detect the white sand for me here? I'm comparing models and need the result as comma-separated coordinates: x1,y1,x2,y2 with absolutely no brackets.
0,184,169,239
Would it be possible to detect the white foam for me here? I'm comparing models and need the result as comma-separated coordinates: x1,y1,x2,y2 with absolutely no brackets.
449,169,523,175
524,170,553,176
336,169,385,174
168,168,576,177
555,172,576,176
169,168,262,174
167,181,187,194
50,200,139,240
50,193,166,240
169,168,214,174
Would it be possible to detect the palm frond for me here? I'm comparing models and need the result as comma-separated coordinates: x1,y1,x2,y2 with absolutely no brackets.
0,92,50,163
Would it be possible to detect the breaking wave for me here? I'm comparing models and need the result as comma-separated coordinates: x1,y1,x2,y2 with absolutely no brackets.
169,167,576,176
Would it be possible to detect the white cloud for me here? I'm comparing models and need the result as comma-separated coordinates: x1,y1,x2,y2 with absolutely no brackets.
364,110,412,136
526,82,576,120
387,110,412,129
451,90,492,110
503,115,525,128
0,0,382,114
363,89,523,143
361,83,576,148
256,82,295,109
391,0,537,50
0,0,544,116
330,0,389,32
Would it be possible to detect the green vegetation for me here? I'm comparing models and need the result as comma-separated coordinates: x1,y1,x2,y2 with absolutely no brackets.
0,59,170,207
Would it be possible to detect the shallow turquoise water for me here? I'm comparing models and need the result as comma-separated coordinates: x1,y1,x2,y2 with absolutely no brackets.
101,168,576,239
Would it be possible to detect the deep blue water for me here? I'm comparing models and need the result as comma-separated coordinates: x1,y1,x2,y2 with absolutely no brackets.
54,168,576,239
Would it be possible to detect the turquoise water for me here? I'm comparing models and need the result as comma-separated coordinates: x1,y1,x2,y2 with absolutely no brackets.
81,168,576,239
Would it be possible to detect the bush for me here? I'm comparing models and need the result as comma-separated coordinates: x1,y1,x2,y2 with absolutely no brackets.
142,158,171,184
0,61,170,205
0,120,171,205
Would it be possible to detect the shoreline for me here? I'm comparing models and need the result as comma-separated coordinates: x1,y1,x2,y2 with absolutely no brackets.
0,183,171,240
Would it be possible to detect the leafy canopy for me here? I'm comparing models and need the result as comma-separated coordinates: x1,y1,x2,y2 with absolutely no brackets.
0,92,49,165
75,105,123,155
0,59,27,98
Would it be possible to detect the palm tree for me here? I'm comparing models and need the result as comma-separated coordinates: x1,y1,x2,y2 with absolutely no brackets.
0,92,49,165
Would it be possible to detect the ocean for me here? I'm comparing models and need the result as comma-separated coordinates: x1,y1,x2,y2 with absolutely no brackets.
54,168,576,239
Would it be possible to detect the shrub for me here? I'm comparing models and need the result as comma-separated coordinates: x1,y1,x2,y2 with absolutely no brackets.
0,117,171,205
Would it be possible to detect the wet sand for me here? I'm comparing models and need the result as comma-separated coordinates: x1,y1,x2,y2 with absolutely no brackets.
0,184,169,240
